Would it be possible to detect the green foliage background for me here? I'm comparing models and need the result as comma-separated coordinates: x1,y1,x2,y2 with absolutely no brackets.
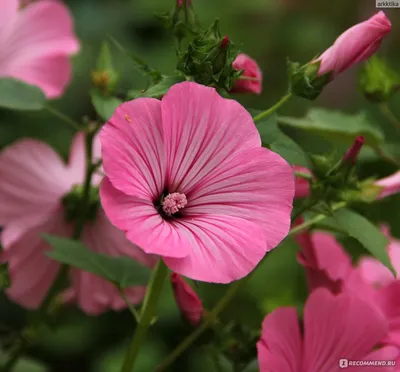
1,0,400,371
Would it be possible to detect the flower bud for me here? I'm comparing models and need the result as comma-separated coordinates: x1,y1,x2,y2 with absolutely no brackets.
342,136,365,165
375,171,400,199
231,54,262,95
293,165,312,199
171,273,204,326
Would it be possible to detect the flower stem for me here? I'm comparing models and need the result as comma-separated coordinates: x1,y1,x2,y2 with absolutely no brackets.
154,201,347,371
45,105,81,131
117,286,140,323
380,103,400,130
120,260,169,372
253,92,292,122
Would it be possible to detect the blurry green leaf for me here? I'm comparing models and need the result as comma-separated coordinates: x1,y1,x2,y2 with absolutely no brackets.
0,357,48,372
332,208,395,275
0,78,46,111
0,263,10,289
44,235,151,288
139,75,186,98
279,109,384,147
91,89,122,121
242,360,259,372
251,111,309,167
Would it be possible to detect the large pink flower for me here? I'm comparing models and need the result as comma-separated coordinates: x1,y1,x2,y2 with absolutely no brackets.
100,82,295,283
0,0,80,98
0,133,155,314
316,11,391,79
257,288,395,372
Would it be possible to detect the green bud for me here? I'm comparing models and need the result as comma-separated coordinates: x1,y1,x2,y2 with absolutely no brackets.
359,56,400,103
92,42,119,93
62,185,100,224
288,59,331,100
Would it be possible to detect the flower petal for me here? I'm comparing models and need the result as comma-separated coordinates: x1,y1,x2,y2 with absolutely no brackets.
163,214,268,283
303,288,388,372
100,177,189,258
185,147,294,250
0,0,18,25
0,139,74,225
161,82,262,193
100,98,165,201
257,307,302,372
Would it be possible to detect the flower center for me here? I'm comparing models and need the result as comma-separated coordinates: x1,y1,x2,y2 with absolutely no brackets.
162,192,187,216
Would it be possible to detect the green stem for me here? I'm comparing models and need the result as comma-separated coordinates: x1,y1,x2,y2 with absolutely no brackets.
120,260,169,372
117,286,140,323
45,105,81,131
155,280,242,372
374,147,400,168
155,201,347,372
380,103,400,130
253,92,292,122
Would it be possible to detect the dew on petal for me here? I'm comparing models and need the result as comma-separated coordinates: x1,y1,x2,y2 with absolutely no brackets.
125,114,132,123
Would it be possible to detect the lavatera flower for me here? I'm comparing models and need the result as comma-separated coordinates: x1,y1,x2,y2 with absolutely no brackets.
100,82,295,283
0,134,155,314
0,0,80,98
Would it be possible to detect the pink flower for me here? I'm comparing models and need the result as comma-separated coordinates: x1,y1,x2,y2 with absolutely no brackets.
0,133,155,314
375,171,400,200
257,288,394,372
293,165,312,199
231,54,262,94
171,273,203,326
342,136,365,165
0,0,80,98
100,82,294,283
316,11,391,80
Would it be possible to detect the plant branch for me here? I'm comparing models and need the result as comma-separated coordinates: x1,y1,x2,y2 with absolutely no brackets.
253,92,292,122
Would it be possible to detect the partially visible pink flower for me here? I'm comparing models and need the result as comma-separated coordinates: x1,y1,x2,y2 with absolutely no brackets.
315,11,391,80
0,0,80,98
0,133,155,314
100,82,295,283
375,171,400,200
257,288,393,372
231,54,262,94
342,136,365,165
293,165,312,199
296,228,353,293
171,273,203,326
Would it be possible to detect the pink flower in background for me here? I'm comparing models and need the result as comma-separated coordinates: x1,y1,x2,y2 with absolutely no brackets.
315,11,391,79
293,165,312,199
100,82,294,283
0,0,80,98
171,273,204,326
231,54,262,94
0,133,155,314
375,171,400,200
257,288,394,372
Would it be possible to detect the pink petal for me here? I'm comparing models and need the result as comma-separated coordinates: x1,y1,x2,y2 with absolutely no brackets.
163,214,268,283
161,82,262,194
257,307,302,372
376,171,400,199
303,288,388,372
358,346,400,372
293,165,312,199
2,209,70,308
100,98,165,201
72,209,155,314
0,0,18,24
0,139,76,225
100,177,189,258
184,147,294,251
231,53,262,94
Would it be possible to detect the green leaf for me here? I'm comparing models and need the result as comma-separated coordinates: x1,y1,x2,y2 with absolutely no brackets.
0,263,10,289
332,208,395,275
278,108,385,148
0,78,46,111
91,89,122,121
251,111,309,167
139,75,186,98
43,235,151,288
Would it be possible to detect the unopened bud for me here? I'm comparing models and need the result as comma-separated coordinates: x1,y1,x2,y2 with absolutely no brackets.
91,71,110,91
221,36,230,48
343,136,365,165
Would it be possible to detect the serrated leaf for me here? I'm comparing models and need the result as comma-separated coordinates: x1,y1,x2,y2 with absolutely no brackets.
0,78,46,111
278,108,384,147
251,110,309,167
332,208,395,275
44,235,151,288
91,89,122,121
139,75,186,98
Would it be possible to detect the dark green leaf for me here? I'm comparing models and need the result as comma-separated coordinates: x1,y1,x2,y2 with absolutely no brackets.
251,111,309,167
278,108,384,147
0,78,46,111
43,235,151,288
139,75,186,98
91,89,122,121
0,263,10,289
332,208,395,275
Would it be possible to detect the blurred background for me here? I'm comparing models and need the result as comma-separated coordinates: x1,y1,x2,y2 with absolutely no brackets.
0,0,400,371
